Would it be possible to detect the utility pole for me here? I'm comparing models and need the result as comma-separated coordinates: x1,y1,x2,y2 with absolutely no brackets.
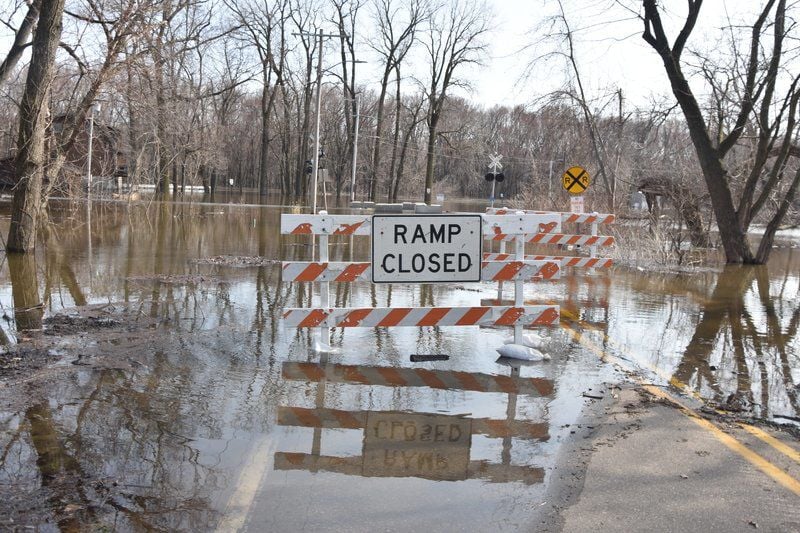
294,29,344,214
86,103,100,196
311,29,324,214
296,29,362,211
548,156,565,203
350,97,360,203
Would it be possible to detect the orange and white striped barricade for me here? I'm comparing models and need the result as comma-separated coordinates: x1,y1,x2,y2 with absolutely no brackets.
483,208,615,301
485,207,615,264
280,211,372,352
281,211,561,353
282,305,559,329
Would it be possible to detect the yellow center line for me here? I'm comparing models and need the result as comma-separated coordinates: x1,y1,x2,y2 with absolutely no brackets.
644,385,800,497
561,321,800,497
738,423,800,466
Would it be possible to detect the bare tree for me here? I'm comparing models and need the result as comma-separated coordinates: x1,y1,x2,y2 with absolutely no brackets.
367,0,423,201
642,0,800,264
7,0,65,252
230,0,289,196
421,0,489,205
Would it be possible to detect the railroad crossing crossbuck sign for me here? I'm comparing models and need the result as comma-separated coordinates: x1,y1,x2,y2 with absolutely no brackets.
562,166,591,195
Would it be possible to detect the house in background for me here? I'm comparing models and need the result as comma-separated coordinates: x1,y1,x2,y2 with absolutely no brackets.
0,114,127,192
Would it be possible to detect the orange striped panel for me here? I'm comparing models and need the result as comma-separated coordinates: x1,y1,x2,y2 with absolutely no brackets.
539,221,558,233
295,263,327,282
336,263,369,282
290,223,313,234
494,262,523,281
496,307,525,326
297,309,329,327
539,262,559,279
417,307,451,327
338,309,372,327
377,308,412,327
532,307,559,325
333,221,364,235
455,307,491,326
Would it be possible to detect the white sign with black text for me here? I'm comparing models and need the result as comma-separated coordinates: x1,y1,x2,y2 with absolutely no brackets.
372,215,482,283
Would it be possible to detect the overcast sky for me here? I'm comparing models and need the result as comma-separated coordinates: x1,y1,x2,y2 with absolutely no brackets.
447,0,766,110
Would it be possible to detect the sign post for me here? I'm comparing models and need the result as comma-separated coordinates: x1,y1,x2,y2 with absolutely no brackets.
486,153,504,208
372,215,482,284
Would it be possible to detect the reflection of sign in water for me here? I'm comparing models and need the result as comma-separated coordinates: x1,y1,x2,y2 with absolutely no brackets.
275,362,552,485
362,412,471,481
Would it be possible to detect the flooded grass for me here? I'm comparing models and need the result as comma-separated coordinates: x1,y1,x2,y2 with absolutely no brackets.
0,196,797,530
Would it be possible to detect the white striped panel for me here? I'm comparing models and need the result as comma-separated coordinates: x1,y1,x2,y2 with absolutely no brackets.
280,214,372,235
482,213,561,236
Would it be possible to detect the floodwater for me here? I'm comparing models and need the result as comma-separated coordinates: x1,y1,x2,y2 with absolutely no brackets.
0,196,797,531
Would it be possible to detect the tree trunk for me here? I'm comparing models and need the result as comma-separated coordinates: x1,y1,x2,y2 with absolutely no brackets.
7,0,65,253
370,75,391,201
423,111,439,205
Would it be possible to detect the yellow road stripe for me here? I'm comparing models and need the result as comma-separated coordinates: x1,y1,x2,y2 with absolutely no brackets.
644,385,800,497
216,436,274,532
739,423,800,466
561,322,800,497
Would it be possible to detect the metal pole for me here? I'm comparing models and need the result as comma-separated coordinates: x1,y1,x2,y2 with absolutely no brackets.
311,28,323,214
490,179,496,209
350,97,359,204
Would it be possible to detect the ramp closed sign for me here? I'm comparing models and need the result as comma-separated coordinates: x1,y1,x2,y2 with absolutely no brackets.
372,214,482,283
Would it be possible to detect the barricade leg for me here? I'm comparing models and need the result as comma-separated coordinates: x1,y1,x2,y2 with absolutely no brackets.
315,232,332,353
514,236,524,345
589,217,598,275
496,240,506,301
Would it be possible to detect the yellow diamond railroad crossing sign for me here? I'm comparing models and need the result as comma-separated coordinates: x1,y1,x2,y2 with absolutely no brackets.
562,166,591,195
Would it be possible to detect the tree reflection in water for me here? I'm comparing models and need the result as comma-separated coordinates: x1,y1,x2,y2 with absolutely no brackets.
673,264,800,419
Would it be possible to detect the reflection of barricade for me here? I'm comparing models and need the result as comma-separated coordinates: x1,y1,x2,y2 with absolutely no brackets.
276,361,550,484
282,362,553,396
280,212,567,351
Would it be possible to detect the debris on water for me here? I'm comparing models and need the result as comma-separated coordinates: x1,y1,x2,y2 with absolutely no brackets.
748,520,758,529
582,392,604,400
410,354,449,362
126,274,218,285
192,255,279,267
709,365,717,371
680,474,689,479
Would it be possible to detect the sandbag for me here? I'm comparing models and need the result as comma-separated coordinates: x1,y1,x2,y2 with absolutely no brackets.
496,343,550,361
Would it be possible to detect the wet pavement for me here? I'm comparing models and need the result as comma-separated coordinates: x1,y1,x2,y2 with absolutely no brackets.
0,197,797,530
